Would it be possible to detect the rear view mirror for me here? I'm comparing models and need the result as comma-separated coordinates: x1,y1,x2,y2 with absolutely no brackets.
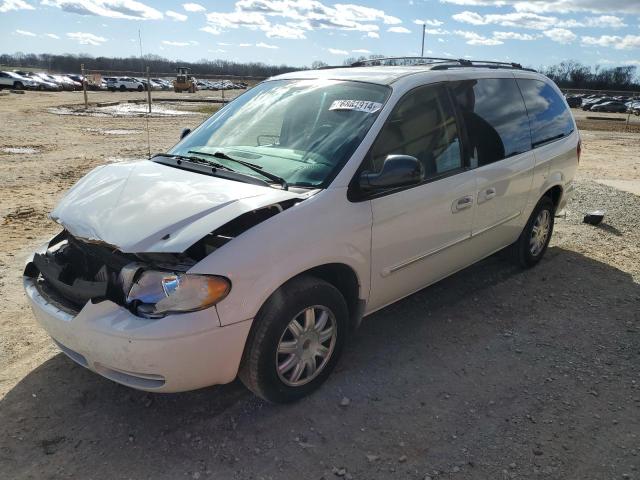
180,128,191,140
359,155,424,192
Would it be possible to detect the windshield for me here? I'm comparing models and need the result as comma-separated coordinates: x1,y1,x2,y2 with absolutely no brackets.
169,79,390,188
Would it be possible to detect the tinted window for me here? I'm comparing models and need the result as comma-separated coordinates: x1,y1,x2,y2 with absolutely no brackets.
451,78,531,167
365,84,462,179
517,79,574,147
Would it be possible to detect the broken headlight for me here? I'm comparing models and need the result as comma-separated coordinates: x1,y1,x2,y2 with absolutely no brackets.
126,270,230,318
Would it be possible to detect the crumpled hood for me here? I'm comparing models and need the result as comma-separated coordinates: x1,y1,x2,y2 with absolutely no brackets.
50,160,304,253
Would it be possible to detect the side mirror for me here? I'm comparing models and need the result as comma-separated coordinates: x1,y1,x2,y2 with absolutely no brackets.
180,128,191,140
359,155,424,192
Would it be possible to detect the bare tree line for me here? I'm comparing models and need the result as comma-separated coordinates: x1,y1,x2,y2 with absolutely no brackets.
1,53,638,91
0,52,297,78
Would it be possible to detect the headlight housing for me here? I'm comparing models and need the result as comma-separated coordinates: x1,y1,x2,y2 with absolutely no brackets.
126,270,230,318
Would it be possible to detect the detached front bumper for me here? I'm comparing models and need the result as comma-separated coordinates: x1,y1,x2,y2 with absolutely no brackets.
24,276,252,392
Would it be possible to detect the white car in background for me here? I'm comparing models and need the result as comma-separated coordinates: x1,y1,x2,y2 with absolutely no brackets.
0,71,37,90
106,77,145,92
13,71,62,91
24,59,580,403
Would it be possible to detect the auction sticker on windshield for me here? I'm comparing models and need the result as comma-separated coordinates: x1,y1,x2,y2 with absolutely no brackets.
329,100,383,113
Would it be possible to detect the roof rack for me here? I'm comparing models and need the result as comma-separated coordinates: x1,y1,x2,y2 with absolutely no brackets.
350,56,536,72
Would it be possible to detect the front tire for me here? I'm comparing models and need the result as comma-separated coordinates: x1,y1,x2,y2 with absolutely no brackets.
511,196,555,268
239,275,348,403
13,81,24,90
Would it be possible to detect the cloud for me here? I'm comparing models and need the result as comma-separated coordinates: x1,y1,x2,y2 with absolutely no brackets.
166,10,187,21
492,31,540,40
182,2,204,12
238,43,251,47
16,29,36,36
581,15,626,28
45,33,60,38
425,28,449,35
451,10,626,31
1,0,34,13
582,34,640,49
162,40,198,46
543,27,577,43
454,30,503,45
452,11,559,29
328,48,349,54
263,23,306,39
413,18,444,26
352,48,371,53
388,26,411,33
42,0,163,20
202,0,403,40
200,25,221,35
66,31,107,45
256,41,278,48
441,0,640,15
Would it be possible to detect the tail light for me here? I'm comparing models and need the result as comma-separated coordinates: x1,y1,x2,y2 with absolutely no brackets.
577,140,581,163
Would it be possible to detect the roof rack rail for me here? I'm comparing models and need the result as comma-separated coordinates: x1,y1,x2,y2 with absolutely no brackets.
350,56,535,72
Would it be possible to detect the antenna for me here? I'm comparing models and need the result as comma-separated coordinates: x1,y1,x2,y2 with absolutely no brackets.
139,28,151,159
421,24,425,57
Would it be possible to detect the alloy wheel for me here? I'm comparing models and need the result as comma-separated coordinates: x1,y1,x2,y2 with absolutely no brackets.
530,209,551,256
276,305,337,387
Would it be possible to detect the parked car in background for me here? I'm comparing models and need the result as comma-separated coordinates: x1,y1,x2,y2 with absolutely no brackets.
24,59,580,403
33,72,64,89
50,74,81,91
136,78,163,91
0,71,37,89
565,96,582,108
12,71,61,91
152,78,172,90
582,97,614,111
107,77,145,92
590,101,629,113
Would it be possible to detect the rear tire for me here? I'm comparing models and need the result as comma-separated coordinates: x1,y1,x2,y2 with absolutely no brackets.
510,196,555,268
239,275,348,403
13,81,24,90
119,85,126,92
137,85,143,92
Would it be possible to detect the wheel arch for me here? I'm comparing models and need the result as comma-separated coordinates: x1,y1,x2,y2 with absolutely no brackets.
289,263,364,331
543,184,563,210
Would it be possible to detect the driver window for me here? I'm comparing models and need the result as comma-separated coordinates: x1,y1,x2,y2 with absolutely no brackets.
366,84,462,179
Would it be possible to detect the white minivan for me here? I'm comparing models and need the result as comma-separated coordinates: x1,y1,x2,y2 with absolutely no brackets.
24,59,579,402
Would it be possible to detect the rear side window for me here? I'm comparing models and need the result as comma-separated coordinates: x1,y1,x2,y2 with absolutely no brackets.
451,78,531,167
516,79,574,147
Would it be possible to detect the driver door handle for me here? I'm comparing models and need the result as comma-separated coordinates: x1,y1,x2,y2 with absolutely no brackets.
452,195,473,213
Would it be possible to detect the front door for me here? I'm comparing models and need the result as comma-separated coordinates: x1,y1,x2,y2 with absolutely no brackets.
363,83,478,313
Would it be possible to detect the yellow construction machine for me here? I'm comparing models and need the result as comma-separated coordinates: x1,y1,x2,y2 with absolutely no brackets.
173,67,197,93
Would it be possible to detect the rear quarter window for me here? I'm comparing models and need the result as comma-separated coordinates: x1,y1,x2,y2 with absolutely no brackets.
451,78,531,168
516,78,574,148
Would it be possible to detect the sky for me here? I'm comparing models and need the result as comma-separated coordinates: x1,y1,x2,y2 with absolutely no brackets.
1,0,639,69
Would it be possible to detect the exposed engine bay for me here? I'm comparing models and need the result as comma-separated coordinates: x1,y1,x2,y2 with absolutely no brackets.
25,201,300,316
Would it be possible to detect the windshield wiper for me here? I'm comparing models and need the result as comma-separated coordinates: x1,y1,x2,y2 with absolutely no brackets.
189,149,289,190
154,153,236,172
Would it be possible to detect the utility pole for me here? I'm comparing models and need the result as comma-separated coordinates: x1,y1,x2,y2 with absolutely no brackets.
421,23,426,57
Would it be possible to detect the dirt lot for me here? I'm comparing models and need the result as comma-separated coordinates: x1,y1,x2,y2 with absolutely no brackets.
0,91,639,480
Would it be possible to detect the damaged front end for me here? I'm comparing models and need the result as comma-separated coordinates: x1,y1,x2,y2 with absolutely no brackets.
25,200,301,319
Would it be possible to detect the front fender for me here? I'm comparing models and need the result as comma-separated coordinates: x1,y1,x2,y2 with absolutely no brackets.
189,187,372,326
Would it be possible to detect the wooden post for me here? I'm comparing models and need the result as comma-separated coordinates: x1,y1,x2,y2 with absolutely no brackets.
221,82,225,104
81,64,88,109
146,66,152,113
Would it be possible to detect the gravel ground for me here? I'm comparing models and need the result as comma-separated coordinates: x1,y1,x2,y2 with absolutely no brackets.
0,91,639,480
